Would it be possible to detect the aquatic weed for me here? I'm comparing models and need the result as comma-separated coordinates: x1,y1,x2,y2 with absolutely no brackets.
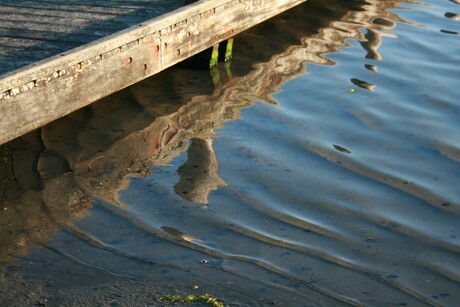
157,293,224,307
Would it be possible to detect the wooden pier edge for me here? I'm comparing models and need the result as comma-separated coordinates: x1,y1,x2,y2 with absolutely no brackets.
0,0,306,145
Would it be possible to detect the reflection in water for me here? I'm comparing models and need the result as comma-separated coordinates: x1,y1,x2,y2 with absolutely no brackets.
1,0,460,305
161,226,204,243
440,29,459,35
360,17,396,61
175,138,226,204
351,78,376,91
361,29,383,60
333,145,352,154
364,63,378,72
355,12,398,90
445,12,460,20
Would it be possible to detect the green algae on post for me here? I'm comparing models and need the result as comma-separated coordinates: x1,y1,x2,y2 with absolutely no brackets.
210,44,220,69
157,294,224,306
224,38,234,62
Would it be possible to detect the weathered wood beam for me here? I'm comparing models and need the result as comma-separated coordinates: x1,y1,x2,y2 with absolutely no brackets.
0,0,306,145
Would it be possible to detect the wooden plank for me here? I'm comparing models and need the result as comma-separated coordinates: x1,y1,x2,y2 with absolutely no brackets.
0,0,306,145
0,1,185,75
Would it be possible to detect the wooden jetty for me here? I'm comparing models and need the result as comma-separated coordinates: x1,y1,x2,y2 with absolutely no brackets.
0,0,306,145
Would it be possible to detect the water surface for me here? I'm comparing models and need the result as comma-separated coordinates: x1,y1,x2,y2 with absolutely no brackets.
1,0,459,305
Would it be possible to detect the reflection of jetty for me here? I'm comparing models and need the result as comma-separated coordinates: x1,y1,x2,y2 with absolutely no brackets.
0,0,306,145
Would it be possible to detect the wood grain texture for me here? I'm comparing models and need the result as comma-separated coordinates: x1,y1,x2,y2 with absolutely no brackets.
0,0,307,145
0,0,184,75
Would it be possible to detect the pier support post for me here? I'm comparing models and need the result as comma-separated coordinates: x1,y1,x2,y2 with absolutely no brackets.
209,38,233,69
224,38,234,62
210,44,220,69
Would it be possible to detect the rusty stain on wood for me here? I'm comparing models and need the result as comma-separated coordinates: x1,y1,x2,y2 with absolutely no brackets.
0,0,307,145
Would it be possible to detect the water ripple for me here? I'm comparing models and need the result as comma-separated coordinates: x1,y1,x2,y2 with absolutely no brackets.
1,0,459,305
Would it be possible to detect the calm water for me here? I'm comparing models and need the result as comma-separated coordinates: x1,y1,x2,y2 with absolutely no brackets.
1,0,459,306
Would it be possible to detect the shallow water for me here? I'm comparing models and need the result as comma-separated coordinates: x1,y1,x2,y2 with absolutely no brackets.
1,0,459,305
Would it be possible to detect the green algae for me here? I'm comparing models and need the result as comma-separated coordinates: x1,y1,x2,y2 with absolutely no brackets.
157,294,224,307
